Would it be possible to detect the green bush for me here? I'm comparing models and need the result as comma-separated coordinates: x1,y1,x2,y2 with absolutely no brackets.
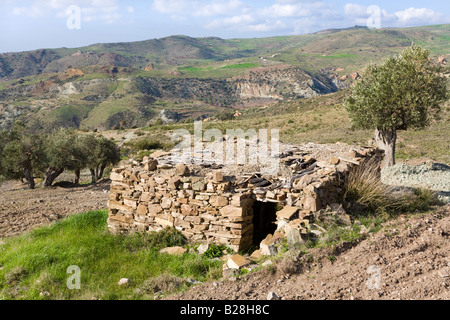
399,187,439,213
145,227,187,250
125,136,175,152
202,244,230,259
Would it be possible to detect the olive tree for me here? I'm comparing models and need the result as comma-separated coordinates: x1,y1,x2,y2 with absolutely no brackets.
85,135,121,183
345,45,448,168
43,129,87,187
0,123,46,189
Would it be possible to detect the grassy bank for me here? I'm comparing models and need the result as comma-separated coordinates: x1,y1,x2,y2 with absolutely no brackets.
0,210,222,300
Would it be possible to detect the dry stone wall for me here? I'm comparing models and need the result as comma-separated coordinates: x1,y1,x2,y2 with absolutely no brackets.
107,144,380,252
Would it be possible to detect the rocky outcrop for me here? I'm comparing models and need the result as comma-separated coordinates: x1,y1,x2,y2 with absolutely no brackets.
233,67,340,100
0,104,30,129
54,78,117,97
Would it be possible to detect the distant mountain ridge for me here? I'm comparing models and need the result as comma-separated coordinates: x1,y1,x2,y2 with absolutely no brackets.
1,24,448,81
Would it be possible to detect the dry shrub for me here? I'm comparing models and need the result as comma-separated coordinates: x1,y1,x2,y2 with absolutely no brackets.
344,158,413,214
139,274,185,295
277,259,299,276
5,266,27,285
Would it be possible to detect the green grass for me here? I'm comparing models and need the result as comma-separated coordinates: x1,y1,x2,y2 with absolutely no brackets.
0,210,222,300
219,62,259,69
44,104,93,124
315,53,358,59
179,66,215,72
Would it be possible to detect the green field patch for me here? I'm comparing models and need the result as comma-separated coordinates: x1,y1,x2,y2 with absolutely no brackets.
219,62,259,69
315,53,358,59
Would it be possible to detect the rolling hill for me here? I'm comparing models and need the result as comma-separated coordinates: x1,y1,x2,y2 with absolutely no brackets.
0,24,448,132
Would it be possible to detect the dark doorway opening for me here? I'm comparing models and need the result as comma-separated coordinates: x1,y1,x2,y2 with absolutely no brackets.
252,201,278,246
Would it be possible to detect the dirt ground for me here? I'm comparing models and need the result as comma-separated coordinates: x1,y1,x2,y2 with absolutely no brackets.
170,205,450,300
0,179,110,239
1,177,449,300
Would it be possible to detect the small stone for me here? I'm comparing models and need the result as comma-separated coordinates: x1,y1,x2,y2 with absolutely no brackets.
293,175,313,190
186,278,202,285
39,291,51,298
118,278,130,286
267,292,281,300
359,225,369,236
310,230,323,238
158,163,173,170
261,244,277,256
209,196,229,207
154,177,166,184
161,197,172,209
438,269,449,278
145,159,158,171
276,206,300,220
245,264,260,271
192,180,206,191
262,260,273,267
175,164,190,176
227,254,250,269
212,170,224,183
181,204,198,216
286,228,305,245
220,205,244,217
250,249,262,260
329,157,340,165
222,267,239,279
197,243,210,255
301,196,322,212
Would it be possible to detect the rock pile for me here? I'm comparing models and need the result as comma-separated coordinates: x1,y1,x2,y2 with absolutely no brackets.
381,161,450,203
107,143,380,252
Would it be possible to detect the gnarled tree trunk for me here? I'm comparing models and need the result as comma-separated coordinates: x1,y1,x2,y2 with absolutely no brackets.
374,128,397,168
44,167,64,187
74,168,81,185
90,168,97,184
23,168,35,190
97,163,107,180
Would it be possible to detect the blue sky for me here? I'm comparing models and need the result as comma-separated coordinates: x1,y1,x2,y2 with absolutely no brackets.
1,0,449,53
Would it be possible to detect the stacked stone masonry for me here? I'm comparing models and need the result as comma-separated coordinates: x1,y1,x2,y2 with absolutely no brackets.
108,144,380,252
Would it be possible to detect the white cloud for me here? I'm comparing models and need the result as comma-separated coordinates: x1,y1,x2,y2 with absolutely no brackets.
193,0,247,17
206,14,255,29
246,20,287,32
152,0,248,17
202,0,335,34
394,7,444,25
344,3,447,28
344,3,367,17
152,0,190,14
151,0,448,36
260,3,310,18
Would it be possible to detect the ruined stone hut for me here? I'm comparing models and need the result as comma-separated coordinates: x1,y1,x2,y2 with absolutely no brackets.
107,142,379,252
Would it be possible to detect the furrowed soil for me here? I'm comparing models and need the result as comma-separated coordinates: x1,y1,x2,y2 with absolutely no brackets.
169,205,450,300
0,179,109,239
